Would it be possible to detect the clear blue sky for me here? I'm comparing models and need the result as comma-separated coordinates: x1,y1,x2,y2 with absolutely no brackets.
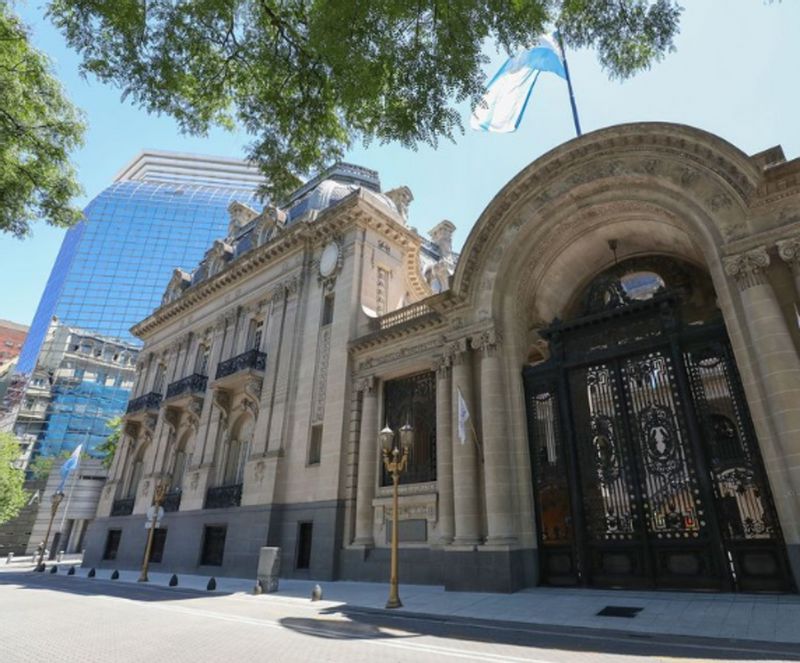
2,1,799,326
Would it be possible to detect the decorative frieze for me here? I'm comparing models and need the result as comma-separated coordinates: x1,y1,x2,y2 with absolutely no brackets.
723,246,770,290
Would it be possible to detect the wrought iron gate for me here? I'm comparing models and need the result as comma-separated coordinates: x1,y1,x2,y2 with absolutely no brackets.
524,291,793,591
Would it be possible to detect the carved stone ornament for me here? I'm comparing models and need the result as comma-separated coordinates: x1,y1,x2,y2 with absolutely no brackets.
144,412,158,434
444,337,469,365
356,375,377,395
187,396,204,431
212,388,232,423
777,236,800,271
254,460,266,484
142,480,151,497
164,406,180,434
723,246,770,290
190,472,200,491
470,328,502,356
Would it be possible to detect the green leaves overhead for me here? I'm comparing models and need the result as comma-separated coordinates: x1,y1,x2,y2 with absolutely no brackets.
0,6,85,238
47,1,682,200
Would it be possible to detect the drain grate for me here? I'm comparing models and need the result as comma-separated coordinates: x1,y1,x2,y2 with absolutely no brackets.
596,605,643,618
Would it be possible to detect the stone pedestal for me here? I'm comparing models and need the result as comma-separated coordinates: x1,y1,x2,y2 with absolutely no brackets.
257,546,281,592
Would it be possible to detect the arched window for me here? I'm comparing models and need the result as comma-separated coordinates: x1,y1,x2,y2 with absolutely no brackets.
171,431,191,491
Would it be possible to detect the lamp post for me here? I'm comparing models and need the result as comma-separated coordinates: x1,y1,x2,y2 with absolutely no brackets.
36,491,65,570
138,480,168,582
380,422,413,609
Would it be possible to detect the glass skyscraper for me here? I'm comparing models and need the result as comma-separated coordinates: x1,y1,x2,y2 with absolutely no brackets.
2,152,263,463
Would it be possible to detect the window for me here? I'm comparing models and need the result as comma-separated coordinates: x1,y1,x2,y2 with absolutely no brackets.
296,522,313,570
127,460,143,499
321,294,335,326
195,346,210,375
150,528,167,563
103,530,122,560
308,425,322,465
248,318,264,351
382,371,437,486
200,525,226,566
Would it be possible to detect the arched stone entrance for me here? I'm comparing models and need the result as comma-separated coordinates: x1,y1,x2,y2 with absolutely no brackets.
523,257,793,591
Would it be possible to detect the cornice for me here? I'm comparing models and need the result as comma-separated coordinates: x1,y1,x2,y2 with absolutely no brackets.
132,191,425,339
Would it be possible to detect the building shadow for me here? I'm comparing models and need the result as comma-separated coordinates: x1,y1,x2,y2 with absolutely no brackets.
293,604,800,661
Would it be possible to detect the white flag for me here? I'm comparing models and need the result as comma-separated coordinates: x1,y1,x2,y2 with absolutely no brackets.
457,387,470,445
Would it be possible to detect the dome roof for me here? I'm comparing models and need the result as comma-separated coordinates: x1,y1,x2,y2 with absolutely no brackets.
287,178,398,221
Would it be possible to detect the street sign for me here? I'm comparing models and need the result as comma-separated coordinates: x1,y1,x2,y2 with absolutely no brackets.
144,519,162,530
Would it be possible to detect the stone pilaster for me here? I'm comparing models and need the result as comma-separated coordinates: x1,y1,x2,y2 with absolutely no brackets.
435,354,455,544
472,328,516,546
450,338,482,547
777,235,800,299
723,246,800,539
353,376,378,545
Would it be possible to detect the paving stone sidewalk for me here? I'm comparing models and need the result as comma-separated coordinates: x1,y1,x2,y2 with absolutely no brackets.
4,556,800,646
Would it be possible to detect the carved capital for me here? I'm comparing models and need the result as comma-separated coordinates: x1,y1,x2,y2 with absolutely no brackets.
723,246,770,290
777,236,800,272
445,337,470,366
356,375,377,395
434,354,452,379
470,328,502,357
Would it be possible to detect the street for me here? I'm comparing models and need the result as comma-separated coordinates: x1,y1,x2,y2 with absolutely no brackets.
1,571,798,662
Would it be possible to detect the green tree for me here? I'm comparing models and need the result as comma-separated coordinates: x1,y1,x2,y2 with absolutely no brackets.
0,432,27,525
0,5,85,238
27,454,55,481
96,416,122,469
48,0,681,200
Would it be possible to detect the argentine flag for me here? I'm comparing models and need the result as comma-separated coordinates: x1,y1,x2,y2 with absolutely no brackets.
57,444,83,492
471,33,566,133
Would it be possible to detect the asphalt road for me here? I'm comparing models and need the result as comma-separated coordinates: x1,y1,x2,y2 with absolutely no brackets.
1,571,798,662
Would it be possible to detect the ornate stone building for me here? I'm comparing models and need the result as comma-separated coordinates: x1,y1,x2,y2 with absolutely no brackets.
85,124,800,593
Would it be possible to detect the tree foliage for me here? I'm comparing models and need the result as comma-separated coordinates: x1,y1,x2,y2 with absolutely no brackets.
96,416,122,469
48,0,681,200
0,5,85,238
0,432,27,525
27,454,55,481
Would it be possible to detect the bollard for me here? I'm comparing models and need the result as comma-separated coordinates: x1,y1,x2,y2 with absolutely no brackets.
169,574,178,587
253,579,263,595
57,551,64,563
88,568,96,578
110,570,119,580
35,563,46,573
207,577,216,591
6,552,13,565
50,565,58,574
311,584,323,601
67,566,75,576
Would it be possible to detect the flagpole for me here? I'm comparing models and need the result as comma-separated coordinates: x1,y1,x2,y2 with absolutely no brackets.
557,33,582,137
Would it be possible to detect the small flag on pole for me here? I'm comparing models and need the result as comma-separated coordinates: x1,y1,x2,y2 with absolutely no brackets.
471,33,566,134
457,387,472,445
57,444,83,492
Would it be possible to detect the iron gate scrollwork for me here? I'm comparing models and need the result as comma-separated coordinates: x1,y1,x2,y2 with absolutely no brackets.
524,282,793,592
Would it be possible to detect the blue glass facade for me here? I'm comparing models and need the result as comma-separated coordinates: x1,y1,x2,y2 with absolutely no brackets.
6,165,261,461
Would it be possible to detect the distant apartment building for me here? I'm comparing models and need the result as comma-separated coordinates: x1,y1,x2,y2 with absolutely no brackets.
0,320,28,404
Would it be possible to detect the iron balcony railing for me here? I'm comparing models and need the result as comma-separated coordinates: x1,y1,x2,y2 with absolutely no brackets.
215,349,266,380
165,373,208,400
162,489,182,513
204,483,242,509
111,498,134,516
126,391,162,414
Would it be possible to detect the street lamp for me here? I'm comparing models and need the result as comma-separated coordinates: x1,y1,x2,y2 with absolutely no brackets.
36,491,65,570
138,479,168,582
380,422,413,609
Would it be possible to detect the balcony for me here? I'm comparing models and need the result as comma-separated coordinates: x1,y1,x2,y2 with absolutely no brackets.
126,391,162,414
204,483,242,509
111,498,134,516
165,373,208,400
162,489,182,513
215,349,266,380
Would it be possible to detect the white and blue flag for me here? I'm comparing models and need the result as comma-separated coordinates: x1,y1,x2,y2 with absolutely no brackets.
471,33,567,133
57,444,83,492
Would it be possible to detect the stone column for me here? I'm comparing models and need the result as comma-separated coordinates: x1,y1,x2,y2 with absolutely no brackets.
472,329,516,545
450,338,482,546
777,235,800,300
435,355,455,544
353,376,378,545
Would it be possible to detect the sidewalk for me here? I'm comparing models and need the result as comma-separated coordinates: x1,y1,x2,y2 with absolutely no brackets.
4,557,800,646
